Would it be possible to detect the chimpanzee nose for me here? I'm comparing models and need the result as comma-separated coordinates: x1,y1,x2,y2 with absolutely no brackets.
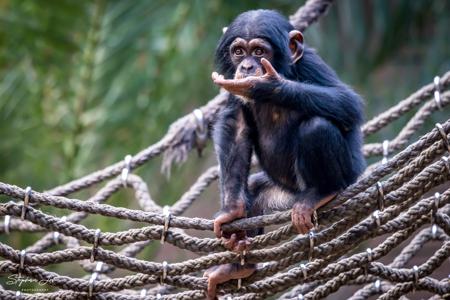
241,64,254,72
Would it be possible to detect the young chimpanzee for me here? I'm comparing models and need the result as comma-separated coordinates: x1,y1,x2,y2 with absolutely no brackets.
204,9,365,299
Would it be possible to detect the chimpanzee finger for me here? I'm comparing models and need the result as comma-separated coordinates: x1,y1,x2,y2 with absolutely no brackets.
222,233,237,250
213,214,228,238
261,58,279,78
235,240,248,252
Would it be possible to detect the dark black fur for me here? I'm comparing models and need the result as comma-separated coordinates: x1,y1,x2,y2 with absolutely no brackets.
213,10,366,215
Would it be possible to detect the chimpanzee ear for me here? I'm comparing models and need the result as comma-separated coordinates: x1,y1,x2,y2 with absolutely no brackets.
289,30,304,64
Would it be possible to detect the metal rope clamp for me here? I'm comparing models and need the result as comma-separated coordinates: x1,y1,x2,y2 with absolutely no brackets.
21,186,32,220
372,210,381,227
431,224,438,239
139,289,147,299
18,249,26,278
435,123,450,153
160,206,171,244
382,140,389,164
53,216,67,244
237,249,247,289
308,231,315,261
431,192,440,224
364,248,373,276
374,279,381,293
300,263,307,279
15,291,21,299
121,154,133,187
443,156,450,173
4,215,11,234
313,210,319,228
160,261,168,285
376,182,385,211
91,229,101,263
412,265,419,292
434,76,442,111
88,262,103,298
297,294,304,300
193,109,208,156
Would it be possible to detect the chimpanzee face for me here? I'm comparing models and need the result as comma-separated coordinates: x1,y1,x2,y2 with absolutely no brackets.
229,38,274,79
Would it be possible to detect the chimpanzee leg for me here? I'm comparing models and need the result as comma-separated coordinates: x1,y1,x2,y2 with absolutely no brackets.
204,172,295,300
248,172,297,221
291,116,354,233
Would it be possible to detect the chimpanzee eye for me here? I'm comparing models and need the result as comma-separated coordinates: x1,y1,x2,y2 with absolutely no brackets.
253,47,264,56
233,47,244,56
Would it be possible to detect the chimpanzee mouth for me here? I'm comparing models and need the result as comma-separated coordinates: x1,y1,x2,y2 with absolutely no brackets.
235,68,264,79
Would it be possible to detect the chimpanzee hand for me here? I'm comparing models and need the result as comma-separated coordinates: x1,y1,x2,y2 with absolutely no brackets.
213,201,250,252
212,58,283,99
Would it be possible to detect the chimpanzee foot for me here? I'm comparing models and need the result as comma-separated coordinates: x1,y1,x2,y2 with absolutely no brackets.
203,263,256,300
291,194,336,234
291,202,314,234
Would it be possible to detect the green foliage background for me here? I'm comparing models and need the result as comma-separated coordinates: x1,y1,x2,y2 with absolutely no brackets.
0,0,449,293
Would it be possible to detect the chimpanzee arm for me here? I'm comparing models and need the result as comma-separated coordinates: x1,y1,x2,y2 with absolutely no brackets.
253,81,364,129
213,96,253,224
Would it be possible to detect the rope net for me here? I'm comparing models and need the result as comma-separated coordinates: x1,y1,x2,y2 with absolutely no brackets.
1,0,449,299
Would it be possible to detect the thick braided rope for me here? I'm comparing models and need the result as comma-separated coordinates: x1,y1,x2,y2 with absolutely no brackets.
1,0,450,299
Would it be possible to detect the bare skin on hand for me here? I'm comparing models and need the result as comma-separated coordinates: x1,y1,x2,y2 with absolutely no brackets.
212,58,281,98
203,264,255,300
291,193,336,234
213,201,251,252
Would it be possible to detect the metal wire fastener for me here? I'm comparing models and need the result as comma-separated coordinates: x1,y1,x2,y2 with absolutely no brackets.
309,231,315,261
238,278,242,289
376,182,385,211
4,215,10,234
91,229,101,263
434,76,442,110
156,294,162,299
193,109,208,156
15,291,21,299
19,250,26,277
443,156,450,173
222,27,228,34
313,210,319,228
372,210,381,227
21,186,32,220
364,248,373,276
160,206,171,244
431,192,440,224
431,224,438,239
53,216,67,244
139,289,147,299
160,261,168,285
436,123,450,153
298,294,304,300
95,261,103,273
413,265,419,285
374,279,381,292
88,271,98,298
366,248,373,262
240,250,246,266
121,154,132,187
382,140,389,164
300,263,307,279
